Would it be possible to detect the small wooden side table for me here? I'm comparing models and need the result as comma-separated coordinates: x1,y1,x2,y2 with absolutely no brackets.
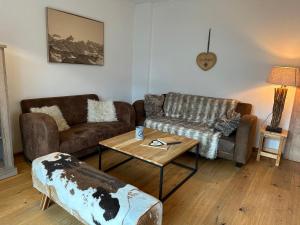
256,127,288,166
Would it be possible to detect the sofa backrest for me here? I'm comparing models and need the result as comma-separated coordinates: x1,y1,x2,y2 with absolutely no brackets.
163,92,239,125
20,94,99,126
236,102,252,116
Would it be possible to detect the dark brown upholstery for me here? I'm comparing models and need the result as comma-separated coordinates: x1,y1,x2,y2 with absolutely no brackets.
133,100,257,166
234,114,257,164
133,100,146,126
114,101,136,129
20,113,60,161
21,94,99,126
59,122,131,154
20,94,135,161
235,102,252,116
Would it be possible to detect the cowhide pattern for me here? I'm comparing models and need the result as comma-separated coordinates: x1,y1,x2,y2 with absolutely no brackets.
32,152,162,225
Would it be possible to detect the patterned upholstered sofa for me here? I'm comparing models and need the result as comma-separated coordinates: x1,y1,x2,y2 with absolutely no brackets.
133,92,257,166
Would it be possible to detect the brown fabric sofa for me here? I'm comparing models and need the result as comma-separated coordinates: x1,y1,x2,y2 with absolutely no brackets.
20,94,135,161
133,96,257,166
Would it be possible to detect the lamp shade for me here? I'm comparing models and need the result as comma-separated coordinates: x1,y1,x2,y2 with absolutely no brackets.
267,66,300,87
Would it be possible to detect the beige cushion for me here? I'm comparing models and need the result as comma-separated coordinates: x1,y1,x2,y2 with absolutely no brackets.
87,99,117,122
30,105,70,131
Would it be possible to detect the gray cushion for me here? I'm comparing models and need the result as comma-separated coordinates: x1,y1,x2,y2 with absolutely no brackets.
215,110,241,136
144,94,165,118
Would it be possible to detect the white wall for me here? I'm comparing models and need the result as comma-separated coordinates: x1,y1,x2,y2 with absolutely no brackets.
0,0,135,152
132,0,300,157
132,2,153,100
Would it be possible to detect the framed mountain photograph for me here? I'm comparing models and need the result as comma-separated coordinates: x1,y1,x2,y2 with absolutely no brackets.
47,8,104,65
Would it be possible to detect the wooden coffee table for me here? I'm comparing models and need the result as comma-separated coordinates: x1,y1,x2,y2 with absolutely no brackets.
99,128,199,202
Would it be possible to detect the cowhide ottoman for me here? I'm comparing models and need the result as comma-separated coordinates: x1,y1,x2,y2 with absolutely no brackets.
32,152,163,225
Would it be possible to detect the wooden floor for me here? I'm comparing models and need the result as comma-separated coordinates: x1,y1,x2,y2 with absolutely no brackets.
0,152,299,225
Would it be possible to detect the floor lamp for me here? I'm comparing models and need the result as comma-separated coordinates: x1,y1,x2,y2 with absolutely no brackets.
267,66,300,133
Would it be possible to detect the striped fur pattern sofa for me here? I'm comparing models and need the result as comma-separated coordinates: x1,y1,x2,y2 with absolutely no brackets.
133,92,257,166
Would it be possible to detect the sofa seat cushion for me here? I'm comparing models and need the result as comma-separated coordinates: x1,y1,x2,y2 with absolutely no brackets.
217,135,236,160
59,122,131,153
145,117,221,159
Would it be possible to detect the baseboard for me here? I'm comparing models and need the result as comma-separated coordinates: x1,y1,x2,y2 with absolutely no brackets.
0,167,17,180
285,151,300,163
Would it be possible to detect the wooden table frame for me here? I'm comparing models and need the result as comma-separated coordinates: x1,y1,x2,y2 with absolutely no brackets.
98,143,200,202
256,128,288,167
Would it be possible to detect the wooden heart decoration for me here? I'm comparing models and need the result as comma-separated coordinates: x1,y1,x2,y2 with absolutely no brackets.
196,52,217,71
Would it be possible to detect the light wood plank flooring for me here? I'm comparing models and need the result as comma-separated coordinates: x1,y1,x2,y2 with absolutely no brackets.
0,151,299,225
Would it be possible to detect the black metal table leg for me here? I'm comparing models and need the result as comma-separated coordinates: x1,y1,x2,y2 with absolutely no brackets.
98,143,200,202
195,143,200,170
160,144,200,202
98,145,134,172
159,167,164,201
104,157,134,172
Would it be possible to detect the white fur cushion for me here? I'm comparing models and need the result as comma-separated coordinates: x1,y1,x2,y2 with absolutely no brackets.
30,105,70,131
87,99,118,122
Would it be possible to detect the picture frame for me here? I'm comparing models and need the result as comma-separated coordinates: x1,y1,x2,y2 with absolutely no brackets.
46,7,104,66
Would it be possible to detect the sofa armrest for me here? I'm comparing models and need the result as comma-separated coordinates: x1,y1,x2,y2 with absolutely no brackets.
133,100,146,126
114,102,136,130
234,114,258,165
19,113,60,161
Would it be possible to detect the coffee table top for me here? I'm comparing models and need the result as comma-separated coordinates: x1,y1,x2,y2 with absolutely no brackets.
99,128,199,167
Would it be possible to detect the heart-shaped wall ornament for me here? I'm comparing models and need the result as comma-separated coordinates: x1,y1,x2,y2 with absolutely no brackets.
196,52,217,71
197,28,217,71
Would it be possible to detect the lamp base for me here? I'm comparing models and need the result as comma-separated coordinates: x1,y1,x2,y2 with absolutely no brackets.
266,126,282,133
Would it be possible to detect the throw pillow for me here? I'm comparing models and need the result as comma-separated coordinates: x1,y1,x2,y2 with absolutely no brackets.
87,99,118,122
144,94,165,118
214,109,241,136
30,105,70,131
